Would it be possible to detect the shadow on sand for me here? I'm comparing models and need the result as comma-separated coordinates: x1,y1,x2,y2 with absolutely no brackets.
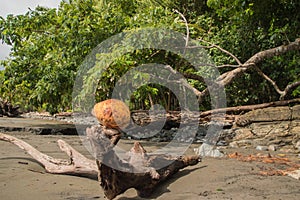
116,165,207,200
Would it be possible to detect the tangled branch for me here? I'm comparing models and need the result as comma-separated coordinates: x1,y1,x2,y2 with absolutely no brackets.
183,38,300,102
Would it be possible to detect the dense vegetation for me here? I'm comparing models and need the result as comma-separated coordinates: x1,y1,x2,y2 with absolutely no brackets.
0,0,299,114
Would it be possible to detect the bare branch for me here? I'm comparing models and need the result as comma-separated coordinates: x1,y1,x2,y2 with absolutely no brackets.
254,66,300,100
182,72,205,83
281,81,300,100
164,65,202,97
174,9,189,48
198,39,243,65
87,125,201,199
218,38,300,87
216,64,240,68
217,63,255,83
1,129,201,200
181,38,300,103
254,66,284,95
162,65,203,98
246,38,300,65
0,133,98,179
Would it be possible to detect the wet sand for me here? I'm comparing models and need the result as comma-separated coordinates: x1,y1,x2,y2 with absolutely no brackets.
1,131,300,200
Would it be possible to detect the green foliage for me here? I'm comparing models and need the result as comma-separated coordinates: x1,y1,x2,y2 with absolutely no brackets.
205,0,300,105
0,0,129,113
0,0,299,113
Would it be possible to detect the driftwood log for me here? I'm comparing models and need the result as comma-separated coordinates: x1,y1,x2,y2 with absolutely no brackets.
86,125,201,199
0,132,98,179
199,98,300,117
0,125,201,199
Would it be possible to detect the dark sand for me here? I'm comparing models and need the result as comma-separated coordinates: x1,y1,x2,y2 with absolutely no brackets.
1,131,300,200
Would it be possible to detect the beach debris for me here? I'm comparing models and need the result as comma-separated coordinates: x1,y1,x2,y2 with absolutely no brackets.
227,152,300,179
256,145,268,151
287,169,300,180
268,144,278,151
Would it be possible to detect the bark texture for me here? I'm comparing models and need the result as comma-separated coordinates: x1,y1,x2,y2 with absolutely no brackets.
86,125,201,199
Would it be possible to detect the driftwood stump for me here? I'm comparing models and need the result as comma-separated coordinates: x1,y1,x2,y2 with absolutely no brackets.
0,124,200,199
86,125,201,199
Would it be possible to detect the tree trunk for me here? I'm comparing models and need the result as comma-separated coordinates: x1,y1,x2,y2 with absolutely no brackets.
200,98,300,118
86,125,201,199
0,124,201,200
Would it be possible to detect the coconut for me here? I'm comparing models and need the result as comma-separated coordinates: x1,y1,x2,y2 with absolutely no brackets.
93,99,130,129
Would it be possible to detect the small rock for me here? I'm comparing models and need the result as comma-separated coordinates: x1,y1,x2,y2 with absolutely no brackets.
295,140,300,151
287,169,300,180
229,140,253,148
256,145,269,151
195,143,224,158
268,144,278,151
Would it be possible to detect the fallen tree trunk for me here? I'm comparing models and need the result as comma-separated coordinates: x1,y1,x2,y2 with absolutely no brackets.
0,125,201,199
200,98,300,118
86,125,201,199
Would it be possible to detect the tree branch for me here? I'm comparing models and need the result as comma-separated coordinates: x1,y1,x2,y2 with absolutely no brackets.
200,98,300,118
1,126,201,200
243,63,299,100
182,72,205,83
162,65,204,98
197,39,243,65
219,38,300,86
181,38,300,103
0,133,98,179
174,9,189,49
217,64,240,68
86,125,201,200
254,66,284,95
281,81,300,100
246,38,300,64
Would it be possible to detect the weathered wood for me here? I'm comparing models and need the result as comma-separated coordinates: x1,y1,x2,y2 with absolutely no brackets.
86,125,201,199
200,98,300,118
0,132,98,179
1,125,201,200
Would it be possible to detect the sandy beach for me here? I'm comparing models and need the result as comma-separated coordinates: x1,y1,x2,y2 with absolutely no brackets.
1,131,300,200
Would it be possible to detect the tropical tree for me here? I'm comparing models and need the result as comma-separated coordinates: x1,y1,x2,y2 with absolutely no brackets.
0,0,299,113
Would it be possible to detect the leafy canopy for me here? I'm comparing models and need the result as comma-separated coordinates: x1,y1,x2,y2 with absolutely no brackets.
0,0,299,113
